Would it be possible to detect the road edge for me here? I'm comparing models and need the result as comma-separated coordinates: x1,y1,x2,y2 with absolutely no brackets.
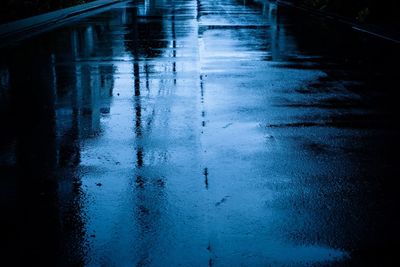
277,0,400,44
0,0,125,41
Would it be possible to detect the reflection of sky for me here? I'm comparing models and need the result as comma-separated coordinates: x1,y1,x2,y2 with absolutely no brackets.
72,0,351,265
78,38,136,266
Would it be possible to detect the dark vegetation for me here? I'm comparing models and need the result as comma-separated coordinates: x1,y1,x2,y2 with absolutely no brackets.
0,0,95,23
289,0,400,28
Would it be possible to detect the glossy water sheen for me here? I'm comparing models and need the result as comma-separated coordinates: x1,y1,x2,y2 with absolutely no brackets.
1,0,399,266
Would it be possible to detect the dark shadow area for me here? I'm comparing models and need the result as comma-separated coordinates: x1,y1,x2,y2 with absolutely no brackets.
0,0,96,24
269,4,400,265
284,0,400,28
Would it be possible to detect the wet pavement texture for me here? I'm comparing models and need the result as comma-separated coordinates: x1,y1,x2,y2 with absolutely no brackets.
1,0,400,266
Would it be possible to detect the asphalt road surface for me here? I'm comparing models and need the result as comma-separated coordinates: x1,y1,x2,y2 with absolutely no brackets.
1,0,399,266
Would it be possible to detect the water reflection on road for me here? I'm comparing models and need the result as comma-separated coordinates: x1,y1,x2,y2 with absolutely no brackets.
1,0,399,266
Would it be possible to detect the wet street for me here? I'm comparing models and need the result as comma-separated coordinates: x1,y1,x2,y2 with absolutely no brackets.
1,0,399,266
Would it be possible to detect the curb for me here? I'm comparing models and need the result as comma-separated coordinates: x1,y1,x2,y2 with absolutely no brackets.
277,0,400,44
0,0,125,42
